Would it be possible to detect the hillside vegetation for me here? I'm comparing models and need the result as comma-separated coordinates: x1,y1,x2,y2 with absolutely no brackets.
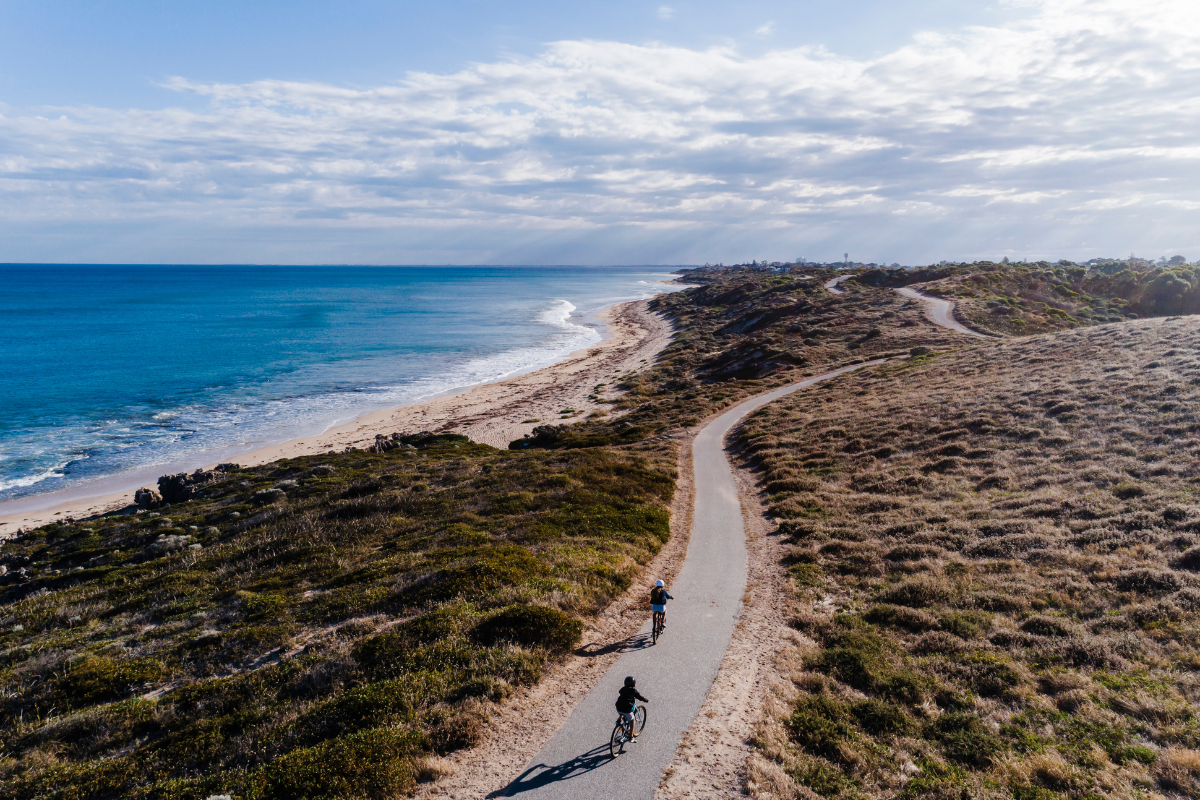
741,316,1200,800
10,261,1190,800
854,261,1200,337
524,267,963,451
0,436,674,799
0,267,964,800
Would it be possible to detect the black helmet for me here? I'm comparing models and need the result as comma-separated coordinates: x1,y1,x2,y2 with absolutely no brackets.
624,676,636,687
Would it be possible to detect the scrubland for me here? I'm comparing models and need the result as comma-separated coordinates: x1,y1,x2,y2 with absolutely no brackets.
0,267,957,799
0,436,673,798
8,262,1200,800
854,260,1200,337
741,315,1200,800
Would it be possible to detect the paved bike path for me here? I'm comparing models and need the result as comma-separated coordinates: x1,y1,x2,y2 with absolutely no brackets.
828,275,988,338
497,362,882,799
894,286,990,338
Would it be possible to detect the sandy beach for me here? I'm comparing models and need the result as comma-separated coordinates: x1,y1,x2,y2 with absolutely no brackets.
0,299,673,537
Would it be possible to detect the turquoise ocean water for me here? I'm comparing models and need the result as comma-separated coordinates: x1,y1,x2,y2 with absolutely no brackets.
0,265,682,505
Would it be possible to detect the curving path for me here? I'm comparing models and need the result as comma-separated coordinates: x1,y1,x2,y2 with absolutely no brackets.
824,275,851,294
894,286,990,338
825,275,986,338
497,361,884,799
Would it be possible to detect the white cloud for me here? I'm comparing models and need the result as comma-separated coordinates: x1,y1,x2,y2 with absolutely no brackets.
658,6,674,20
2,0,1200,263
755,21,775,36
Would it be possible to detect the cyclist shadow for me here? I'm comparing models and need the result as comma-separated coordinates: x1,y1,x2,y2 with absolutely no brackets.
489,742,615,796
574,630,654,657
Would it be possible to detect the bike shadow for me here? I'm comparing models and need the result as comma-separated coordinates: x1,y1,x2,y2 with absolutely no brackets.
574,630,653,658
489,742,615,796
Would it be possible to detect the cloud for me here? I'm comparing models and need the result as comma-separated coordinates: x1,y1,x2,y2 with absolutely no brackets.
755,21,775,36
658,6,674,20
2,0,1200,263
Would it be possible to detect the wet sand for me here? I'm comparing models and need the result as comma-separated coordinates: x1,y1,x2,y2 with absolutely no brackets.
0,300,673,537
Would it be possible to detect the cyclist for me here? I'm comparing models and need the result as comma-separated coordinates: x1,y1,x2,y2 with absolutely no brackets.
651,579,674,630
616,676,649,742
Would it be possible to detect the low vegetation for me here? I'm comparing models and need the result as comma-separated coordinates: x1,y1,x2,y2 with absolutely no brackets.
9,261,1200,798
514,267,963,453
742,315,1200,800
853,260,1200,337
0,434,673,798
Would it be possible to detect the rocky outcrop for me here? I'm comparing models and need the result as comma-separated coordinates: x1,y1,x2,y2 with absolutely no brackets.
156,464,236,504
368,433,414,453
135,487,163,510
366,431,466,453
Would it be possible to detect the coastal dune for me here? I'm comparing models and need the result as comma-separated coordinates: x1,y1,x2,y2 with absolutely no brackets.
0,299,672,537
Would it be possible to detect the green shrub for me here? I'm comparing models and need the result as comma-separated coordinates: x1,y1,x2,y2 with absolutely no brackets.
938,610,992,640
961,651,1023,697
789,562,824,586
293,678,433,742
397,604,475,644
876,577,953,608
407,545,545,604
877,669,928,705
851,698,912,735
60,655,165,707
787,695,856,763
473,605,583,653
925,713,1006,768
238,590,291,620
794,760,857,798
9,754,139,800
353,632,407,674
864,603,939,632
249,728,422,800
809,637,886,694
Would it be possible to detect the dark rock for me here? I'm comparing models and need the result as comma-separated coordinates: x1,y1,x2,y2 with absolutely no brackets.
135,487,163,510
157,464,234,504
368,434,404,454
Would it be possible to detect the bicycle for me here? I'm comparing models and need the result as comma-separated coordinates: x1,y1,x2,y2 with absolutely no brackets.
651,610,665,644
610,704,647,758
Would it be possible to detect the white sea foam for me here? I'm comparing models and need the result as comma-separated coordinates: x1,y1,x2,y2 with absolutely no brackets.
0,465,68,493
0,278,684,504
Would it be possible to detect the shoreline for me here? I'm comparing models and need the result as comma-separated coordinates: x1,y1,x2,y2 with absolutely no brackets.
0,299,674,537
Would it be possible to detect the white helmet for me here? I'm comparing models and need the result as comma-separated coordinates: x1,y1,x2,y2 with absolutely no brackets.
655,580,665,587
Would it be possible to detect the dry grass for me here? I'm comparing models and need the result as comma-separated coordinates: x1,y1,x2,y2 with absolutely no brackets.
0,438,676,799
740,314,1200,800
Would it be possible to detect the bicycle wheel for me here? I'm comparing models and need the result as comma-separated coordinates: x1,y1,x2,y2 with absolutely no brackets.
652,613,660,644
634,705,647,736
610,721,628,758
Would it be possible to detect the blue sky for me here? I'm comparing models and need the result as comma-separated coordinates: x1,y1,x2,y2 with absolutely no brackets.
0,1,1028,108
1,0,1197,265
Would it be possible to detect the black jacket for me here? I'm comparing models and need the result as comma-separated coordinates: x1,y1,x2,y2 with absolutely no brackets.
616,686,648,713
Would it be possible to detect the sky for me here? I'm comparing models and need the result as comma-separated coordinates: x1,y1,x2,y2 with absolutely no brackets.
1,0,1198,265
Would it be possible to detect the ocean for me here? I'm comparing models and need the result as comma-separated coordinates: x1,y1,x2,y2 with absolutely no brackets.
0,265,684,506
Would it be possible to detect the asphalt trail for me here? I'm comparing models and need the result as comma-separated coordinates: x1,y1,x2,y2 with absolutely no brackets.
828,276,987,338
894,286,990,338
497,361,883,799
824,275,851,294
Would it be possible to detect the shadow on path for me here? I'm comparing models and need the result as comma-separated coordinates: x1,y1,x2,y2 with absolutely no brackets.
574,631,653,658
490,742,616,797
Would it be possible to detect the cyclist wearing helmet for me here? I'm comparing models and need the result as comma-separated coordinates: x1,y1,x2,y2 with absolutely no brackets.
615,676,648,742
651,579,674,629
